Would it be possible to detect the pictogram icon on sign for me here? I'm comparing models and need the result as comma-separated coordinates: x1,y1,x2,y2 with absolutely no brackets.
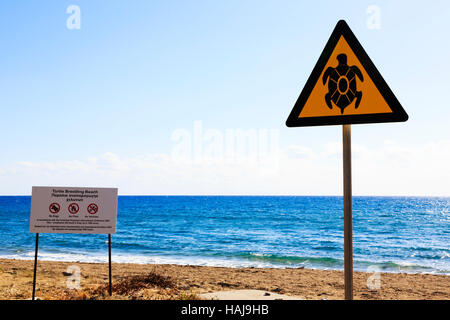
49,203,60,214
68,203,79,214
323,53,363,114
87,203,99,215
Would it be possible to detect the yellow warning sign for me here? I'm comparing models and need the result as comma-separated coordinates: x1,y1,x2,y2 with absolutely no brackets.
286,20,408,127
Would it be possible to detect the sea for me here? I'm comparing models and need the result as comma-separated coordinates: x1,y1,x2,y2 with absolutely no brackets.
0,196,448,274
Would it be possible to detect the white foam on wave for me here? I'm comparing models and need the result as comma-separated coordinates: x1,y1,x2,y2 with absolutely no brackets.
0,251,289,268
0,251,109,263
1,251,448,275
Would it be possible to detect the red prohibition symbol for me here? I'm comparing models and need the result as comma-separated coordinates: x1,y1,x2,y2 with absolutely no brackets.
87,203,99,215
49,203,60,214
68,203,79,214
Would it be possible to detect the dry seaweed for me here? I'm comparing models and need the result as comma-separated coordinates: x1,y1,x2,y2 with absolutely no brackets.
93,272,175,296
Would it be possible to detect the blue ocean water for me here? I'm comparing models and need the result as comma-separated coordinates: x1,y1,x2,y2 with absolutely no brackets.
0,196,448,274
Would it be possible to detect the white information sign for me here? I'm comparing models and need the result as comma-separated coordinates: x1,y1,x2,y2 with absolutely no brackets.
30,186,118,234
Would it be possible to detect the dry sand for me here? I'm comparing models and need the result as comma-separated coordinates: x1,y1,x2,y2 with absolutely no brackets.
0,258,448,300
198,290,303,300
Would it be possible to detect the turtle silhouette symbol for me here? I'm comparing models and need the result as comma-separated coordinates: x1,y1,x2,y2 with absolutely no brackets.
323,53,364,114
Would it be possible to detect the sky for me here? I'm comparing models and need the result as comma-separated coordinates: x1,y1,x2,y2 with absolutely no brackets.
0,0,449,196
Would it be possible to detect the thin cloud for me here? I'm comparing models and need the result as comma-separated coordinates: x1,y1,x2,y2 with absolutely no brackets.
1,140,450,196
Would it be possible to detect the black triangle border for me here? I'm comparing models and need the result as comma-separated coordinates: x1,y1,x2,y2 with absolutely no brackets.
286,20,408,127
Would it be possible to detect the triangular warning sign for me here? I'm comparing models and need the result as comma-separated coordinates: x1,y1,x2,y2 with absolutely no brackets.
286,20,408,127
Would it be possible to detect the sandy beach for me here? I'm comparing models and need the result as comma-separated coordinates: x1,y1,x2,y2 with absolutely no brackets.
0,258,448,300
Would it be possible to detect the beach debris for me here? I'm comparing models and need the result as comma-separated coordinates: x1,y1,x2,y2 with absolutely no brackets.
178,290,200,300
217,281,234,288
94,272,175,296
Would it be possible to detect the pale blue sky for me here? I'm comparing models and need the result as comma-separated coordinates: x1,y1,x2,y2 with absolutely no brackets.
1,1,449,195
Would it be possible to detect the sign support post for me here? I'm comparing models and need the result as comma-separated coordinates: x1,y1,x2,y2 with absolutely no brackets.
108,234,112,296
285,19,408,299
342,125,353,300
32,233,39,300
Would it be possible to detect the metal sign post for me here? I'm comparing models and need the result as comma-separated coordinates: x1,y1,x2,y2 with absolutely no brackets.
108,234,112,296
342,125,353,300
31,233,114,299
32,233,39,300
